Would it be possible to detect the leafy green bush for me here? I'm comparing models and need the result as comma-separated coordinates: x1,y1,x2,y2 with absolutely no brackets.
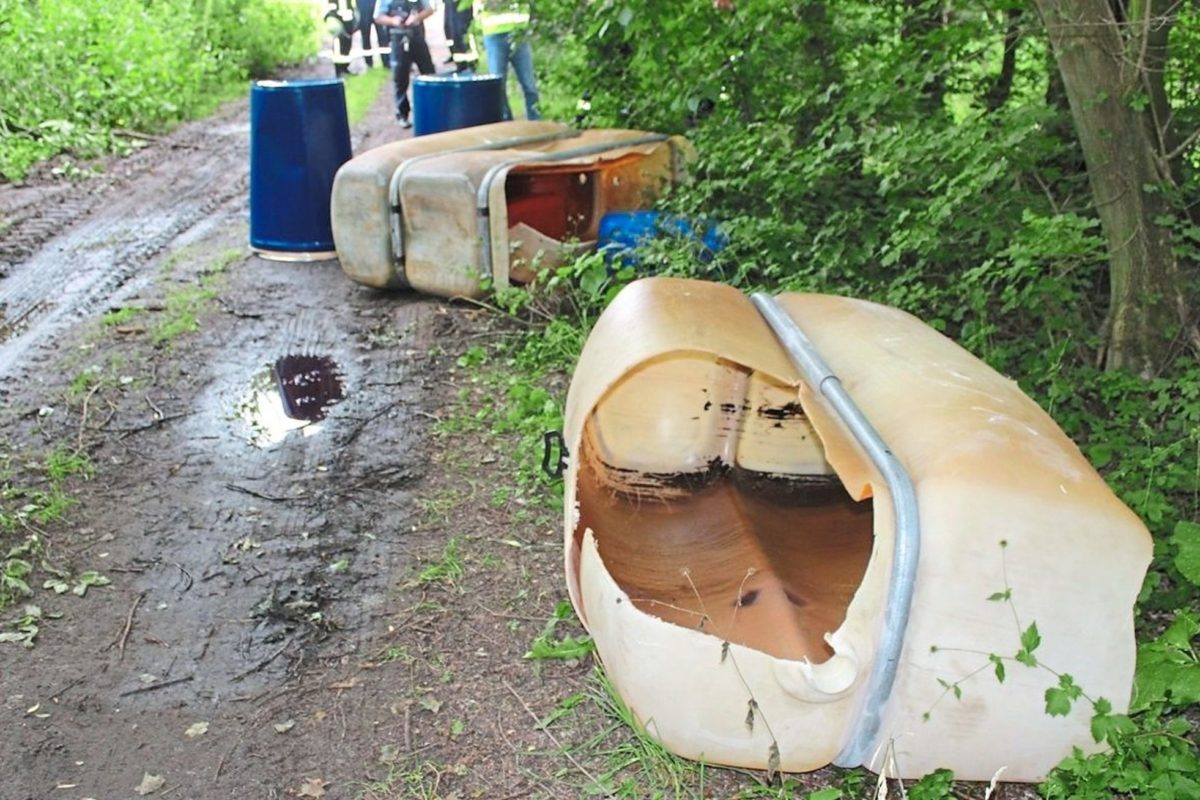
0,0,317,181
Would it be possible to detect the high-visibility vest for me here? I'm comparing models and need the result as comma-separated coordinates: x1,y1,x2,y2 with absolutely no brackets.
477,0,530,35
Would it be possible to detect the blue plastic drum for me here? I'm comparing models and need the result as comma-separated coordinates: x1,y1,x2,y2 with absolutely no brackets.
412,74,505,136
249,79,352,260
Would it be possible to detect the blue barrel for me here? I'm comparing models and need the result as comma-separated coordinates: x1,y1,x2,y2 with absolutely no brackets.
412,74,505,136
249,79,352,259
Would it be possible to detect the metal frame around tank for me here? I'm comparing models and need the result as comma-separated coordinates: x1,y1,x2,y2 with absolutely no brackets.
386,129,581,267
750,292,921,770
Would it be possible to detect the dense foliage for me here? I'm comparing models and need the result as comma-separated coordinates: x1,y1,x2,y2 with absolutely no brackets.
0,0,318,181
480,0,1200,795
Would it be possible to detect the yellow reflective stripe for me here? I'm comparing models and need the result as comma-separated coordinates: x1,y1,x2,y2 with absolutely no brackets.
479,11,529,34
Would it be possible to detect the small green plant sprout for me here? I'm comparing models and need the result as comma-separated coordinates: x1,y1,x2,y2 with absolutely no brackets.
1,551,34,607
100,306,142,328
42,570,111,597
524,599,595,661
0,604,53,648
412,537,465,589
924,540,1126,743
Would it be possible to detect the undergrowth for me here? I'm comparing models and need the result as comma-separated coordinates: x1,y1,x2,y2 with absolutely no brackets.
0,0,318,181
448,222,1200,798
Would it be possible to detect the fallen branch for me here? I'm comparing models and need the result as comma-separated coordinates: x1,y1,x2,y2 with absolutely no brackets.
224,483,290,503
119,674,193,697
115,592,145,659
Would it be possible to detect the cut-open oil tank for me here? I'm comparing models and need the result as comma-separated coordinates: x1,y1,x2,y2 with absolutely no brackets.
329,121,692,298
562,277,1151,782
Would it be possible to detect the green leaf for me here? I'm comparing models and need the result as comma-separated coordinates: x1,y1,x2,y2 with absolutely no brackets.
989,654,1006,683
805,790,843,800
1045,686,1074,716
1089,708,1134,744
909,768,955,800
1134,611,1200,710
1171,521,1200,587
987,589,1011,602
1016,621,1041,667
1021,621,1042,653
1045,674,1083,717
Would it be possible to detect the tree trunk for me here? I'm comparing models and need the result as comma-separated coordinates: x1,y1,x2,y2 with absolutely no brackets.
1036,0,1195,376
985,7,1022,112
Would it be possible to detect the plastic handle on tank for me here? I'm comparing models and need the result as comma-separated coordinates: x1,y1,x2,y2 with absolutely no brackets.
541,431,568,479
749,292,921,769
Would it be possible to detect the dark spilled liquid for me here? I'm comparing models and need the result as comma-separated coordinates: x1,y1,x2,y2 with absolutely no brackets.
576,439,874,663
238,354,345,447
272,354,344,422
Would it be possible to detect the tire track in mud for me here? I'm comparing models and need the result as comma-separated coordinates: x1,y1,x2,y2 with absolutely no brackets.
0,109,252,380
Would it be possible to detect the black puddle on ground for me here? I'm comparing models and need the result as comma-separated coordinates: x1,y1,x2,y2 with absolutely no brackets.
238,353,345,447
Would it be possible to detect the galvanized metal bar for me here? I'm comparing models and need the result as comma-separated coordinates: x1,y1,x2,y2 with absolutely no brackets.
387,129,579,263
749,292,921,769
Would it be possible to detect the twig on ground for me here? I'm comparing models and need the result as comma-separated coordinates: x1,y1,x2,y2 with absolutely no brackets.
232,643,290,681
114,411,191,438
145,394,164,421
225,483,290,503
77,382,103,451
119,674,193,696
102,592,146,658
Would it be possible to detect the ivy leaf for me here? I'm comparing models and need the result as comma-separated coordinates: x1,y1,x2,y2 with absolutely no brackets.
989,654,1006,683
987,589,1011,602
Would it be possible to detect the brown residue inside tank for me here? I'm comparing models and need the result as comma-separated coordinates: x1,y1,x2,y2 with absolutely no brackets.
576,432,873,663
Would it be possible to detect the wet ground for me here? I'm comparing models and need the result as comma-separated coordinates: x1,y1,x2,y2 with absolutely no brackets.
0,51,611,799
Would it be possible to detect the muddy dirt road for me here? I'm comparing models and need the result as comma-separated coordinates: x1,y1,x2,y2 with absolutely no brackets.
0,58,618,799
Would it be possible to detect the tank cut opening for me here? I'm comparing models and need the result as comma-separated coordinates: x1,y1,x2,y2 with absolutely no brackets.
574,354,874,664
504,151,671,284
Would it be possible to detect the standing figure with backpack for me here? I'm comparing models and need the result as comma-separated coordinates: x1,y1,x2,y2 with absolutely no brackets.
477,0,540,120
375,0,436,128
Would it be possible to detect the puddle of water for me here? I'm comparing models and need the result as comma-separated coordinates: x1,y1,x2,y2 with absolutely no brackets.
237,354,345,447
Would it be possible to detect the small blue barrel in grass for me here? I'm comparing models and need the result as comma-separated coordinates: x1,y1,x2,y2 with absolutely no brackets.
249,79,352,260
412,73,505,136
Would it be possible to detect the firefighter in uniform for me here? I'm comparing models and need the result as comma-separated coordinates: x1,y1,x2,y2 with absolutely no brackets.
375,0,436,127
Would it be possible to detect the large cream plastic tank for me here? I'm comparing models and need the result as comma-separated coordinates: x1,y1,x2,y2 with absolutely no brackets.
562,277,1151,781
330,122,692,299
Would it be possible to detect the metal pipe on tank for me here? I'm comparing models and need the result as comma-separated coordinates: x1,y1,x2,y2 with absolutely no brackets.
750,292,921,769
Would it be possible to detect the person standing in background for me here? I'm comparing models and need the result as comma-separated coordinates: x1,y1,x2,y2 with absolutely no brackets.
443,0,475,71
356,0,390,68
476,0,540,120
327,0,359,77
376,0,435,128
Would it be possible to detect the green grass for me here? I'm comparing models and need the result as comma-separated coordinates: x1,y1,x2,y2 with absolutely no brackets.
412,537,465,589
343,68,391,126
